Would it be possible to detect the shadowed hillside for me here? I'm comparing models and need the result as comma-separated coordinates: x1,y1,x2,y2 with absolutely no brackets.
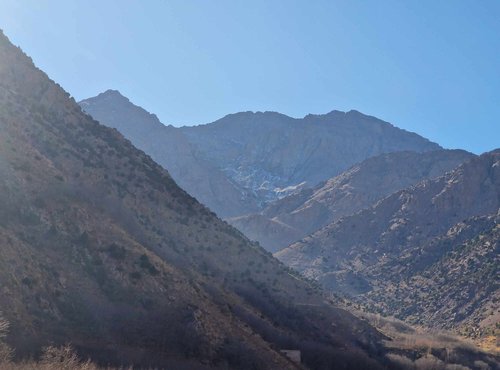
79,91,260,218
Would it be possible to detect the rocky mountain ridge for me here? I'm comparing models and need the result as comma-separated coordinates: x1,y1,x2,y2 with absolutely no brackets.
230,149,474,252
276,150,500,335
79,90,260,218
80,92,441,218
180,109,441,204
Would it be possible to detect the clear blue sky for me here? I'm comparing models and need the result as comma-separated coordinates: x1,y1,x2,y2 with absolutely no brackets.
0,0,498,153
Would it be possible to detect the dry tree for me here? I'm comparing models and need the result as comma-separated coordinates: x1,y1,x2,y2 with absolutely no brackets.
0,313,13,363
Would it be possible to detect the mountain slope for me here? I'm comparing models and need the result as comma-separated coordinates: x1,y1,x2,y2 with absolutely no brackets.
81,93,441,218
230,150,474,252
276,150,500,335
365,213,499,337
79,91,259,218
0,30,393,369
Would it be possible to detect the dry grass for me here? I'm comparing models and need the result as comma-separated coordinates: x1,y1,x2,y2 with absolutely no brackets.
0,313,127,370
358,311,478,351
0,314,13,365
0,345,130,370
356,311,499,370
476,335,499,355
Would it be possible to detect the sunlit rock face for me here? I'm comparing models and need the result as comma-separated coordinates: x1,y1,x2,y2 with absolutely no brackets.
230,149,474,252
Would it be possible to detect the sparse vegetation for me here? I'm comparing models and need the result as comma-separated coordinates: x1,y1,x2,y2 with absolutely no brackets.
0,28,497,370
0,344,126,370
1,315,106,369
358,311,499,370
0,314,13,364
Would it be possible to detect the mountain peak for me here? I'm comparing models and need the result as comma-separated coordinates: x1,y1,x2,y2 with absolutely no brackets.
80,90,164,127
305,109,376,121
224,110,290,119
95,89,129,101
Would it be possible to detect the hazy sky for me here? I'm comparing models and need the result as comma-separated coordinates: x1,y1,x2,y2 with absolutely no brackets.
0,0,498,153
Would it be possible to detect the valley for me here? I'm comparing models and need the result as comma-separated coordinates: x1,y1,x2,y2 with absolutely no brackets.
0,10,498,368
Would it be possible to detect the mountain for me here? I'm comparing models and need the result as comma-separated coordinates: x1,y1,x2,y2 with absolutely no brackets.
79,91,260,218
179,110,441,205
366,212,499,338
0,30,394,369
80,93,441,218
229,150,475,252
276,150,500,336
